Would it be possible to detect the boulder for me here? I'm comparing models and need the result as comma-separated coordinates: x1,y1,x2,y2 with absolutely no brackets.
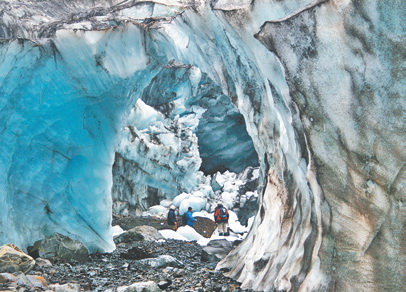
0,244,35,274
26,275,48,289
0,272,36,287
157,279,172,289
114,226,164,245
117,281,161,292
29,233,89,262
201,239,234,262
193,217,216,238
137,255,183,268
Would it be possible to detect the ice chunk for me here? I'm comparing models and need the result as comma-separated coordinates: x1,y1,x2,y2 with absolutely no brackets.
159,229,189,241
179,196,207,215
177,226,204,241
160,200,173,208
172,193,191,208
144,205,168,219
112,225,125,237
220,192,237,209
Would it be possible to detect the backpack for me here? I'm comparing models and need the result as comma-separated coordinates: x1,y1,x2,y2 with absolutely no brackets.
219,207,228,219
181,213,187,226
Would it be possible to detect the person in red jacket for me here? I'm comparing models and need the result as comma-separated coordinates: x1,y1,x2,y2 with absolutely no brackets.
214,202,229,236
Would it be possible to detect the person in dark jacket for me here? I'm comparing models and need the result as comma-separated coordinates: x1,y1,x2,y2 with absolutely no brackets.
167,205,178,230
185,206,197,228
214,202,229,236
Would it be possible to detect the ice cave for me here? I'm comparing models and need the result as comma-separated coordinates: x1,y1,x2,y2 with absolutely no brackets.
0,0,403,291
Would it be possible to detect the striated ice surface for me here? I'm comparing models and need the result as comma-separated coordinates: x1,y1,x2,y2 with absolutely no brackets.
0,29,147,251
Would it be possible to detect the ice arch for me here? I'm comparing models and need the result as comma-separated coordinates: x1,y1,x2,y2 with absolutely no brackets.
1,4,284,253
111,65,260,214
0,0,403,291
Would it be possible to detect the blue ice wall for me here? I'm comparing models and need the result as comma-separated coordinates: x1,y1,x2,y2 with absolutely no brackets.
0,26,151,251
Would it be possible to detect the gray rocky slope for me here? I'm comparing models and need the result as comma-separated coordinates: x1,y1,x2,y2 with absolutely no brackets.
0,0,404,291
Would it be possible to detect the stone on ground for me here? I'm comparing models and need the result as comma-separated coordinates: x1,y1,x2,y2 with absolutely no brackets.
29,233,89,262
48,283,81,292
137,255,183,268
193,217,216,238
115,226,164,245
201,239,234,262
0,244,35,274
117,281,161,292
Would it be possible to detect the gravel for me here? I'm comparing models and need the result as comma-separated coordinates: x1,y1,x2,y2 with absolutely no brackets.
24,215,254,291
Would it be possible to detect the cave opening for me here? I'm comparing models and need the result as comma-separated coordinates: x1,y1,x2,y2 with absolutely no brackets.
111,64,260,226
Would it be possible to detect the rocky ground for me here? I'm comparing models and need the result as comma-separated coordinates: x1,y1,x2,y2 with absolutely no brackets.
1,215,253,292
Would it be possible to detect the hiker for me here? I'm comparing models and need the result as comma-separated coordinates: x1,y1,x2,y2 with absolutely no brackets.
185,206,197,228
214,202,229,236
167,205,178,231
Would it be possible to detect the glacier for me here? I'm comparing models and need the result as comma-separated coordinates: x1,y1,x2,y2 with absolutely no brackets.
0,0,404,291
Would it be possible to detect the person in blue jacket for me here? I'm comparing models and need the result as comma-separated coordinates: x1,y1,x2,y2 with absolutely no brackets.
186,206,197,228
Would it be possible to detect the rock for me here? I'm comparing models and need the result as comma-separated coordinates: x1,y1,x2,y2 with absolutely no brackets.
113,230,143,244
30,233,89,262
35,258,52,267
0,244,35,274
26,275,48,289
193,217,216,238
201,239,234,262
137,255,183,268
0,272,31,287
114,226,164,245
138,255,183,268
0,272,17,284
120,246,153,260
116,281,161,292
48,283,81,292
157,279,172,289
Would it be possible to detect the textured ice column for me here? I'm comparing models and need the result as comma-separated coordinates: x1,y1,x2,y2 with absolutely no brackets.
248,0,404,291
112,99,204,214
0,24,149,252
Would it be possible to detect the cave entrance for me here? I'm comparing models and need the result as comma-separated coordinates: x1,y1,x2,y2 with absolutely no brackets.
111,64,260,226
138,63,259,175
